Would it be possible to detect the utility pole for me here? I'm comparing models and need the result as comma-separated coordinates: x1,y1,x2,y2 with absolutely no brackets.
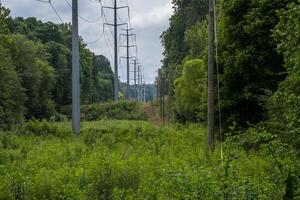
72,0,80,133
133,59,137,100
143,82,146,102
158,69,164,125
208,0,215,150
103,1,128,101
162,75,165,126
113,0,118,101
120,28,136,100
137,64,141,102
158,71,162,117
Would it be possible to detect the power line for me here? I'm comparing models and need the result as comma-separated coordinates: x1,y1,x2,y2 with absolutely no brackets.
100,1,115,37
36,0,65,23
86,31,104,45
103,29,114,60
64,0,102,23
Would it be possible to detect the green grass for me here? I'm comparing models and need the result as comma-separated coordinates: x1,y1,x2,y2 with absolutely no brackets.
0,120,298,199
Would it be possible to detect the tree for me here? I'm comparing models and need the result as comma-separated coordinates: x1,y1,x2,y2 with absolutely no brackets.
0,3,11,34
160,0,209,113
0,5,116,125
0,36,25,129
80,44,94,104
10,17,64,44
218,0,297,128
174,59,207,122
184,20,208,60
45,41,72,109
91,55,114,102
266,1,300,151
12,34,55,119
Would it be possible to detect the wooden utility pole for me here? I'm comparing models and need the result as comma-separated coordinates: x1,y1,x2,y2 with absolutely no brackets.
207,0,215,150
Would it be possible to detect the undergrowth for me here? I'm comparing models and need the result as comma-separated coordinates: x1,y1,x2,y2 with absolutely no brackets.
0,120,299,199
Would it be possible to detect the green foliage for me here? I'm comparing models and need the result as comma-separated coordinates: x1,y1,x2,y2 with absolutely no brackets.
45,41,72,108
217,0,296,128
61,101,147,121
0,7,114,127
18,120,71,138
10,16,114,109
91,55,114,102
162,0,208,67
174,59,207,122
273,1,300,71
0,3,11,34
161,0,300,136
0,36,25,130
0,120,299,199
265,0,300,152
184,20,208,59
159,0,209,113
80,46,94,104
12,34,55,119
10,17,65,44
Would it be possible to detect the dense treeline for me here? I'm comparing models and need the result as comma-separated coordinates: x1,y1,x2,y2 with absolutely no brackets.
158,1,300,196
0,4,114,129
160,0,300,149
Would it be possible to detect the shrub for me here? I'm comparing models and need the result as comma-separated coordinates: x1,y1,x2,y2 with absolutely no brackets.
61,101,147,122
18,120,71,138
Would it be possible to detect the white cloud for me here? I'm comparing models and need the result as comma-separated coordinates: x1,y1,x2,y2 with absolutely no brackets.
131,1,173,29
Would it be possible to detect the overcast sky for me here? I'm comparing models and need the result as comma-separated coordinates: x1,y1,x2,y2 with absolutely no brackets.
1,0,173,83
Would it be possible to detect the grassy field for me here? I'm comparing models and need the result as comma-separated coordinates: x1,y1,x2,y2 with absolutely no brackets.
0,120,298,199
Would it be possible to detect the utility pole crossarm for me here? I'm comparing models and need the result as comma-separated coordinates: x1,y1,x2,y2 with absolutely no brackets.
119,45,137,48
120,56,136,59
117,23,127,27
102,6,114,9
122,28,134,31
103,23,114,26
104,22,127,27
120,34,135,37
117,6,129,9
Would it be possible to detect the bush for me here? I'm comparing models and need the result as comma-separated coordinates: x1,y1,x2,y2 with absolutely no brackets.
18,120,71,138
61,101,147,121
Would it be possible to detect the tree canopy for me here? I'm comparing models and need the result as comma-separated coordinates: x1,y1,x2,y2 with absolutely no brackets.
0,4,114,128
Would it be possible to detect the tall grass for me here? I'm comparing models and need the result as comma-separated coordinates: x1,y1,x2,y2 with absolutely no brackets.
0,120,298,199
